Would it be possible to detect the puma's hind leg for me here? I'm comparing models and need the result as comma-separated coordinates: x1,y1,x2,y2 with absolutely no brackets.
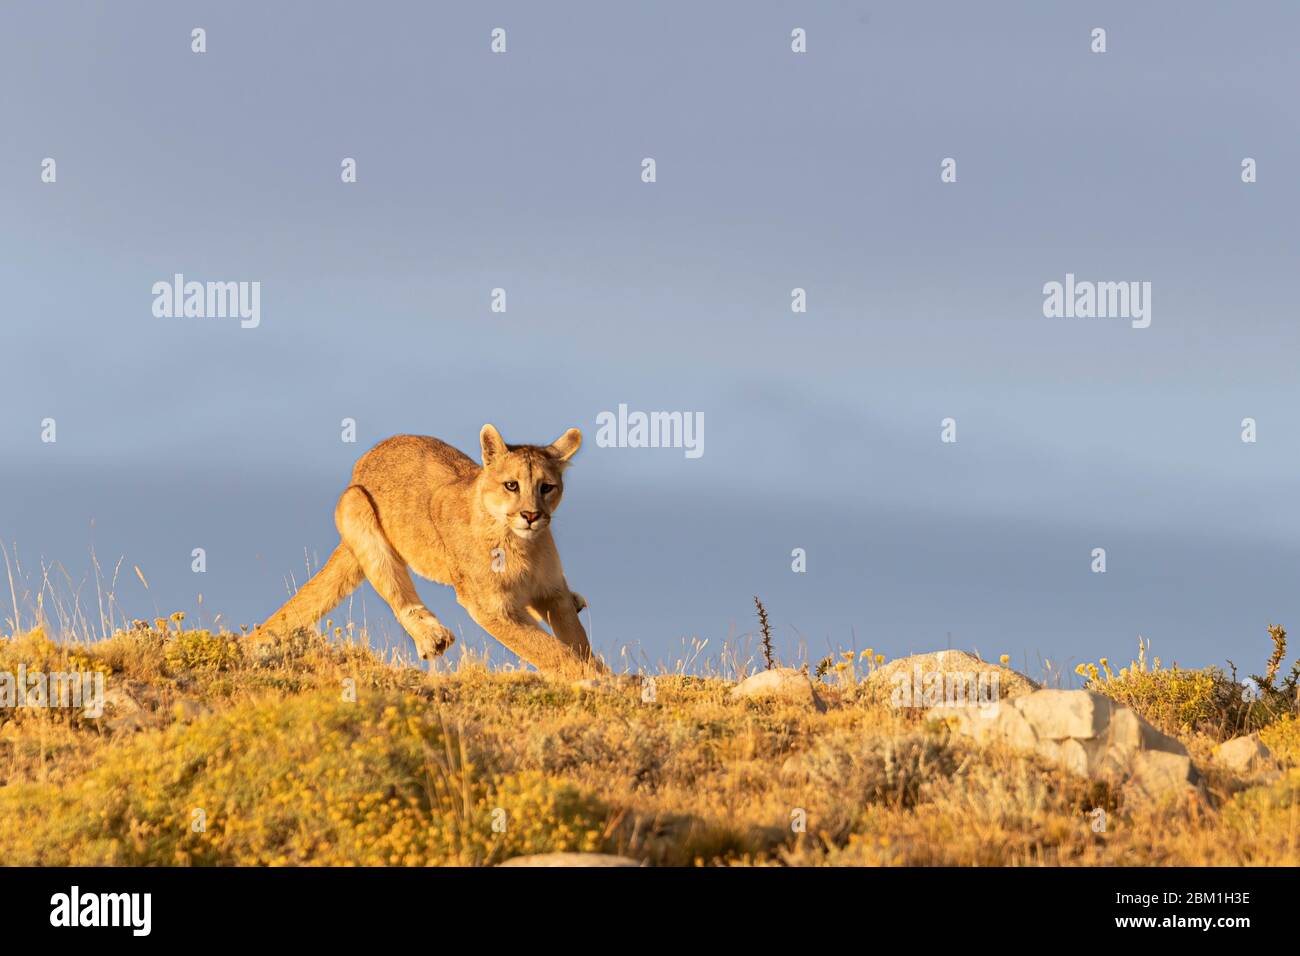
335,485,455,661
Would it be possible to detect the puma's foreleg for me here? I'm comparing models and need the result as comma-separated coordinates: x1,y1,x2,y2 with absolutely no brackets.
466,604,604,678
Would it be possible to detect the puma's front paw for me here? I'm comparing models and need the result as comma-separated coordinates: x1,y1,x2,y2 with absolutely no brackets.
414,623,457,661
570,591,588,613
403,607,456,660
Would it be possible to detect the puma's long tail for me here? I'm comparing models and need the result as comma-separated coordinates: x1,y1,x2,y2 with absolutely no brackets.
256,545,364,635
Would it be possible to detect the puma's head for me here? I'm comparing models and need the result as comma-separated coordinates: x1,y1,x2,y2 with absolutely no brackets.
477,424,582,541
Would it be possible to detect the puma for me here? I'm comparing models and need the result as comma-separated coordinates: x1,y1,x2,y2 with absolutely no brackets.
255,425,605,678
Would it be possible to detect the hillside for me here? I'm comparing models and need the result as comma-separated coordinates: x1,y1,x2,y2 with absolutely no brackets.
0,622,1297,866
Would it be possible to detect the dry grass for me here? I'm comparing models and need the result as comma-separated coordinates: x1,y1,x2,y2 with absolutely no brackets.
0,616,1298,866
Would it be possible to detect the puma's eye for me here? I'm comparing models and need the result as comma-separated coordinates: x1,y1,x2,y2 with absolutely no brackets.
503,481,519,493
540,483,556,495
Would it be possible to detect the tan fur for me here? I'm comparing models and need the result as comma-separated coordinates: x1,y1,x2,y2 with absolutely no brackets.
256,425,605,678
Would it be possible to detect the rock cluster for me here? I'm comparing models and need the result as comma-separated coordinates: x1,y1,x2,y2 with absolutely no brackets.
931,688,1199,798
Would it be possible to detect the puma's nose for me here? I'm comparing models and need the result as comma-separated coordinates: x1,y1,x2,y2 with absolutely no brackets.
520,511,541,524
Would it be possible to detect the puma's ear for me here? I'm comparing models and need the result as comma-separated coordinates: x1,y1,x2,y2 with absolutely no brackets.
547,428,582,462
480,424,507,465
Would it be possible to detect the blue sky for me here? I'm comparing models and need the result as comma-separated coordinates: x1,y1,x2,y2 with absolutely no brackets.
3,1,1300,677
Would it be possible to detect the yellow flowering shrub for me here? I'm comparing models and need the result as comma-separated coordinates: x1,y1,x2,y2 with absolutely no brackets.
1077,642,1252,740
164,629,243,673
0,627,62,671
1260,713,1300,767
0,690,608,866
1221,768,1300,835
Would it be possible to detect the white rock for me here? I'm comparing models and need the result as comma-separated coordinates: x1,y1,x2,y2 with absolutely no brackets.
1127,751,1198,800
1105,706,1186,756
930,699,1038,748
1014,689,1112,740
729,668,825,711
498,853,641,868
868,650,1039,706
1213,734,1273,775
